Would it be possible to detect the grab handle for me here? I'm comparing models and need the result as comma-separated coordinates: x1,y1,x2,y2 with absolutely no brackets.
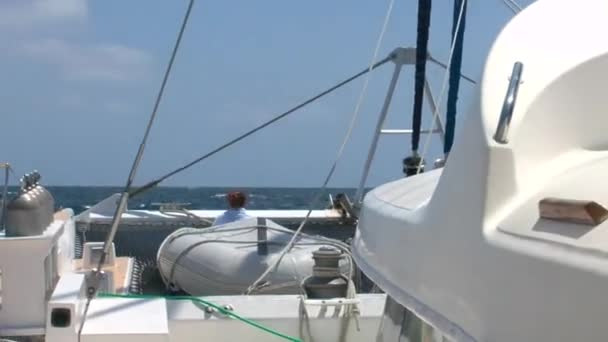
494,62,523,144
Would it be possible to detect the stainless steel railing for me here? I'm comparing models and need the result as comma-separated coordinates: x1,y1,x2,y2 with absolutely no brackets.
494,61,524,144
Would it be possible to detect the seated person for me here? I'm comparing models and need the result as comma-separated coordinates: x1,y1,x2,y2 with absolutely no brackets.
213,191,252,225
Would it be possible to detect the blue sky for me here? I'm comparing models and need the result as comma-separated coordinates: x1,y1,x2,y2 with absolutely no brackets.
0,0,533,187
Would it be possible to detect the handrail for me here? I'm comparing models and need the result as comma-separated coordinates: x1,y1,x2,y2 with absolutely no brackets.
494,61,523,144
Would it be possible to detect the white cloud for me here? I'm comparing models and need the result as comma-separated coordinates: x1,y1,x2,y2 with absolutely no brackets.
20,39,153,82
0,0,87,32
0,0,153,83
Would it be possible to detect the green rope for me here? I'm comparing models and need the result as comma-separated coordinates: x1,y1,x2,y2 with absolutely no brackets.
98,292,301,342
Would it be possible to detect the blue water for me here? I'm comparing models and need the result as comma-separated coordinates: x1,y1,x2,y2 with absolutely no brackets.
41,186,360,214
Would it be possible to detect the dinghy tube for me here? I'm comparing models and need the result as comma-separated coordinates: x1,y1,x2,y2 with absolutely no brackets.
157,217,350,295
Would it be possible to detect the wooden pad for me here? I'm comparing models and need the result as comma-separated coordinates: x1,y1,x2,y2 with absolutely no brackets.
539,198,608,226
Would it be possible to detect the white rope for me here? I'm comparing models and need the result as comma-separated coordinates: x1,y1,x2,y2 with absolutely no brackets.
504,0,523,13
416,0,467,174
503,0,524,12
246,0,396,295
501,0,518,14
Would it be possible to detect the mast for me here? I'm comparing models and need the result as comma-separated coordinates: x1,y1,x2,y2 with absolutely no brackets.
444,0,467,156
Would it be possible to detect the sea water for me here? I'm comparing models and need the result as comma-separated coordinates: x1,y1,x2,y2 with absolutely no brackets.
45,186,358,214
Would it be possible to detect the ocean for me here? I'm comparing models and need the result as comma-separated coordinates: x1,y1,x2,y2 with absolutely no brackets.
43,186,360,214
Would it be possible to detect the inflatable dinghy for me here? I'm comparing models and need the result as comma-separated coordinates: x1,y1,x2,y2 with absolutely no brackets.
157,217,350,295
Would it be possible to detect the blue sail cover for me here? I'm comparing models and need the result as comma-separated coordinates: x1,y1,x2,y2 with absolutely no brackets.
444,0,467,154
411,0,432,153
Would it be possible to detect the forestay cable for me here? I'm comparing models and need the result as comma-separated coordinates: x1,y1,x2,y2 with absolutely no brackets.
96,0,196,268
246,0,397,295
78,0,196,339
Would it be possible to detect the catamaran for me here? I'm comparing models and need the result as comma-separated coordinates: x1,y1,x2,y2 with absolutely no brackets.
3,0,608,341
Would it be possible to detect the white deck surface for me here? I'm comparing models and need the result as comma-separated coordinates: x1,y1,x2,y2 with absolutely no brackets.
370,169,441,210
82,298,169,341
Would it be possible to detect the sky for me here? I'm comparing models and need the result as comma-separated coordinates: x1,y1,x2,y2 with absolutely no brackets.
0,0,534,187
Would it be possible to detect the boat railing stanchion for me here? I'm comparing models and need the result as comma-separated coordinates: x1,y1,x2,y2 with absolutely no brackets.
257,217,268,256
0,163,10,230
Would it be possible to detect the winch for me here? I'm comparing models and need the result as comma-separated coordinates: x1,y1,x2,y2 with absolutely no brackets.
403,154,425,177
302,246,349,299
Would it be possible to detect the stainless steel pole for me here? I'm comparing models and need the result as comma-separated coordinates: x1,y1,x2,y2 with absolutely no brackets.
354,63,403,204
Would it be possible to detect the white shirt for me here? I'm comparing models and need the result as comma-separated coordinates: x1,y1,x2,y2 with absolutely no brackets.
213,208,251,226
